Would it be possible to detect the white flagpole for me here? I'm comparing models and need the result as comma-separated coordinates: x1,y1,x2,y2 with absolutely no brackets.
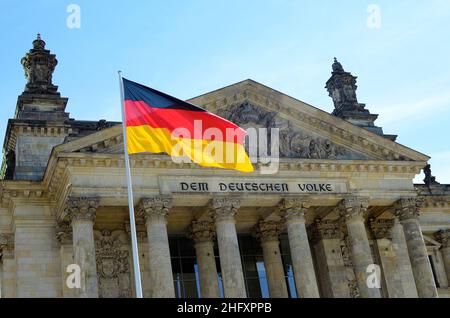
118,71,143,298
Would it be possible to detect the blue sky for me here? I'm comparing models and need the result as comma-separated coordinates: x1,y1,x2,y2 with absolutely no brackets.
0,0,449,183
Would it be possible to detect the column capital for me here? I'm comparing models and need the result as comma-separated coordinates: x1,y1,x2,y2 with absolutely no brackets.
138,196,173,223
0,233,14,260
310,219,344,243
339,196,369,221
369,218,395,239
278,197,311,221
187,220,216,243
65,197,100,223
394,197,422,221
435,229,450,248
252,220,284,243
209,197,241,222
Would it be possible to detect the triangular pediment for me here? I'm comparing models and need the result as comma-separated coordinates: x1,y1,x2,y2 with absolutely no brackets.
55,79,429,163
188,79,429,162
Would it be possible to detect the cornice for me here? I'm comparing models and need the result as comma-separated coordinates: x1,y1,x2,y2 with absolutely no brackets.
4,121,72,153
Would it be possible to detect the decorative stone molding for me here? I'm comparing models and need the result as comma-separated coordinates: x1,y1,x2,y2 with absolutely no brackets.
348,279,361,298
65,197,100,223
339,196,370,221
419,195,450,208
187,220,216,243
252,220,284,243
278,197,310,222
94,229,131,298
137,196,172,223
0,233,14,261
310,219,343,243
56,221,73,245
369,218,395,240
43,153,425,203
340,236,354,267
435,229,450,248
209,197,241,222
394,198,422,221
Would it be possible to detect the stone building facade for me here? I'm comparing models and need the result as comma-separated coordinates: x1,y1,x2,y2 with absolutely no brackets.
0,36,449,298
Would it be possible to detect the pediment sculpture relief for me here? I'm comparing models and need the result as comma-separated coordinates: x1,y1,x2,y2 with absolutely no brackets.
217,102,367,160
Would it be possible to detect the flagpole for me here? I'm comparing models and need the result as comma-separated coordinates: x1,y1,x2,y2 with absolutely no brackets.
118,71,143,298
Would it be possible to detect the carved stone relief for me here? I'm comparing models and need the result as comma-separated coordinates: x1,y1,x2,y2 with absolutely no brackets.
216,102,367,160
340,236,360,298
94,229,131,298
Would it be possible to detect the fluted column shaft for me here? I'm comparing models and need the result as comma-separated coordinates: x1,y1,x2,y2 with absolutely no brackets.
390,217,418,297
188,221,220,298
279,198,319,298
253,221,288,298
210,198,246,298
395,198,438,298
139,197,175,298
66,197,99,298
436,229,450,284
340,197,381,298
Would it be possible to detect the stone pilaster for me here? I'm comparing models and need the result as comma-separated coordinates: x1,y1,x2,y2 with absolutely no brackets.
138,196,175,298
0,234,15,298
56,221,75,298
310,219,350,298
188,220,220,298
65,197,100,298
339,197,381,298
210,197,246,298
252,220,288,298
435,229,450,285
394,198,438,298
279,198,319,298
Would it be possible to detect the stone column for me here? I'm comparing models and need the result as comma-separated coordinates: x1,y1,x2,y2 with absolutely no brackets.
394,198,438,298
435,229,450,286
65,197,100,298
188,220,220,298
252,220,288,298
339,197,381,298
138,196,175,298
0,234,15,298
310,219,350,298
210,197,247,298
391,217,418,297
278,198,319,298
369,218,406,298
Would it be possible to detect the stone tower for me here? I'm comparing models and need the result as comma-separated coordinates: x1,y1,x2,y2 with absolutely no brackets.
3,34,71,180
325,58,396,140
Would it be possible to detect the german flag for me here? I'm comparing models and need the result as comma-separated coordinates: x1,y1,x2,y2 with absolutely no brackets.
122,78,254,172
